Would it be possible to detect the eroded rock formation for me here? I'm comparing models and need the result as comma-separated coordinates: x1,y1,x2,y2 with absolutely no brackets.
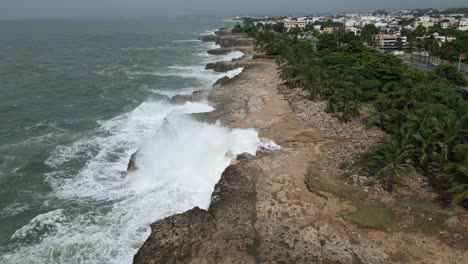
134,154,260,264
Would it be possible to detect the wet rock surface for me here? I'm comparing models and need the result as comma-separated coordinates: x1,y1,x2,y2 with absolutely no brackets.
127,151,139,171
134,155,260,264
205,61,239,72
200,27,255,49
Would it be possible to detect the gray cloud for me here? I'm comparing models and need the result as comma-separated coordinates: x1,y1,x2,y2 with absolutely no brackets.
0,0,466,19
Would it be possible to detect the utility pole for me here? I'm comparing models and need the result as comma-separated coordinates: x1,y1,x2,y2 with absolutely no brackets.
458,53,465,71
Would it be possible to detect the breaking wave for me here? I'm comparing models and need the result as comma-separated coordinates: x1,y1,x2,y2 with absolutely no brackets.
1,23,275,264
2,99,277,264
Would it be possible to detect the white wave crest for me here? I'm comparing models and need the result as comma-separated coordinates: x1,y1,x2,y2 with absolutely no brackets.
4,98,278,264
128,66,243,86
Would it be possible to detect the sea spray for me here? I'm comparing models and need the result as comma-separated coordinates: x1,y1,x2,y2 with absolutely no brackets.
130,112,261,198
135,66,244,98
2,100,277,264
0,18,259,264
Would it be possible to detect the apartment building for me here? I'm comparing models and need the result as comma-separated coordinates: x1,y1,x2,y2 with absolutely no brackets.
378,33,407,47
284,20,307,31
413,20,435,28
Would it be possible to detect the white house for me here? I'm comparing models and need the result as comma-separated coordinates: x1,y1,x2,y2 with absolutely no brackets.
346,26,361,36
458,19,468,31
441,21,450,29
418,16,431,22
313,25,322,31
345,19,356,27
375,22,388,28
432,33,456,43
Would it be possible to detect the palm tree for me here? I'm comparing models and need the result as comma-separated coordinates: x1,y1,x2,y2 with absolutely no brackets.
433,114,467,160
424,35,439,66
396,37,404,50
407,35,415,63
369,140,415,191
369,94,391,130
303,67,324,100
406,114,443,172
443,144,468,203
327,86,361,123
415,38,424,63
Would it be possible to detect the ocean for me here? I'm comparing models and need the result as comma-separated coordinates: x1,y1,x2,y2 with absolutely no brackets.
0,17,268,263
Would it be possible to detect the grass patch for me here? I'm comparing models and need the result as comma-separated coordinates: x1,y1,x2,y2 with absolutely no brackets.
399,198,453,232
306,164,394,229
321,258,342,264
306,164,368,201
345,201,395,229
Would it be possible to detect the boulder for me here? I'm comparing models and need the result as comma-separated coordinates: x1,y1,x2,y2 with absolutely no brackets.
127,151,139,171
205,62,238,72
213,76,231,87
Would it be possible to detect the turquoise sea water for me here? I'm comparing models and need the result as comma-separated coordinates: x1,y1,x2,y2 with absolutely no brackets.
0,17,266,263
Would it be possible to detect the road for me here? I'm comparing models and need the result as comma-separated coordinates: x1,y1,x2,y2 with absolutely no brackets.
401,59,468,79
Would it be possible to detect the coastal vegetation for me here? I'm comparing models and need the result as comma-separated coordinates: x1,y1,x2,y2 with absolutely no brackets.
235,24,468,206
401,27,468,62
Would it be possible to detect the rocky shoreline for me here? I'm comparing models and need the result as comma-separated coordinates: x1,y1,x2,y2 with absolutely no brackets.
133,28,467,264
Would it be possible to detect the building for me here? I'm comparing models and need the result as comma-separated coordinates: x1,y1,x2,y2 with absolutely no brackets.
345,19,356,27
284,20,307,31
360,16,378,22
458,19,468,31
313,25,322,31
346,26,361,36
254,20,278,26
323,27,336,34
432,33,456,43
378,33,407,48
417,16,431,22
374,22,388,28
441,21,450,29
413,20,434,28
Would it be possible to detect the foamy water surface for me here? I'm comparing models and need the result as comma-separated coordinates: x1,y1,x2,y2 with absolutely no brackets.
0,17,276,264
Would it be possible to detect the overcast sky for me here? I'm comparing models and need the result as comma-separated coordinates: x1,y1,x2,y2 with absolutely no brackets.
0,0,466,19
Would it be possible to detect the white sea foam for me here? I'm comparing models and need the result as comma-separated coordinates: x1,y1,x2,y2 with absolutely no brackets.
172,39,202,43
127,66,244,90
220,50,244,61
10,209,66,241
208,42,221,49
0,202,31,217
3,98,277,264
2,26,272,264
163,65,243,82
197,29,217,35
44,101,215,201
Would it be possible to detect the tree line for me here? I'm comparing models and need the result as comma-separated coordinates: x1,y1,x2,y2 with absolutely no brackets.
248,28,468,205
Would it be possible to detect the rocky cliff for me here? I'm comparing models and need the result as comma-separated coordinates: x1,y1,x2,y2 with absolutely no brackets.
133,154,260,264
133,28,468,264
